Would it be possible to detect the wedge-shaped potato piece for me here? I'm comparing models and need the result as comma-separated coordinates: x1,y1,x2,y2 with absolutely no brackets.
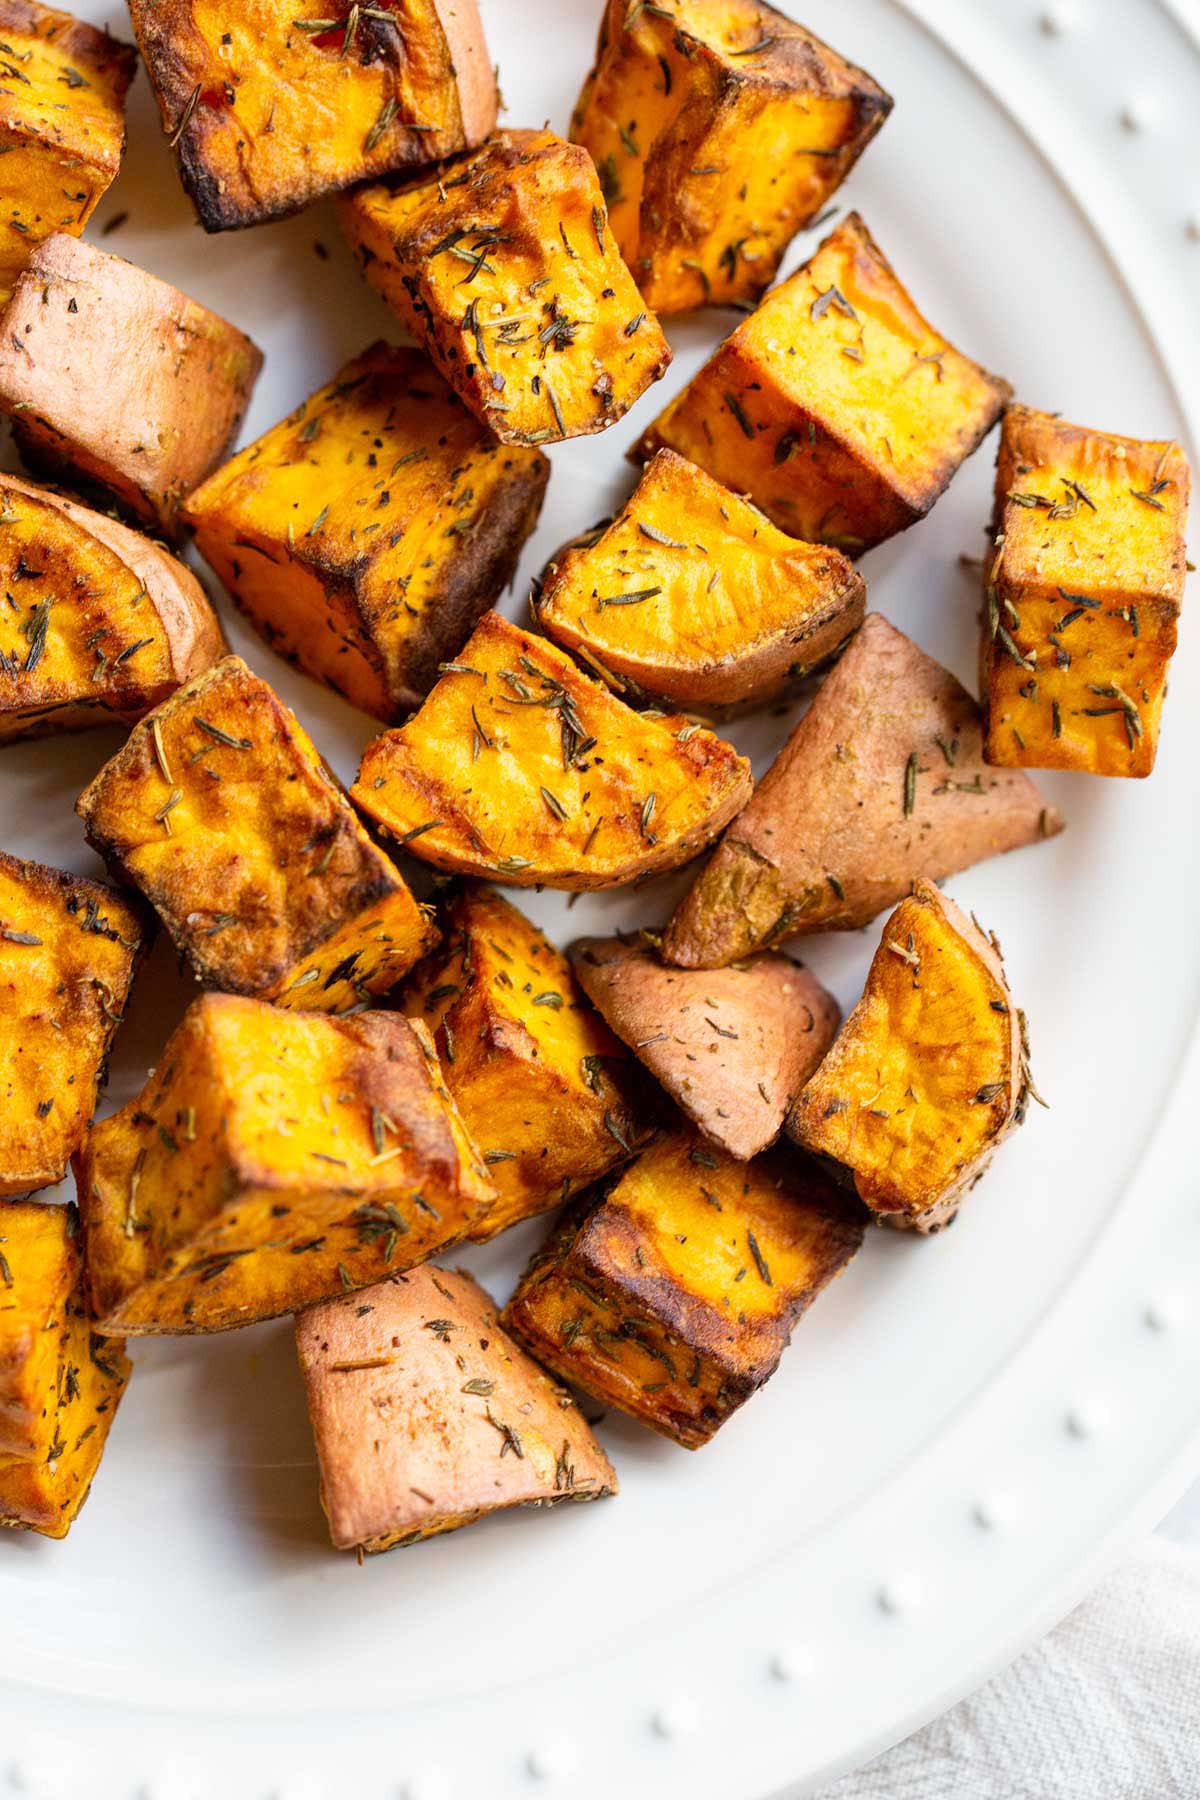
571,0,891,315
340,128,671,444
789,882,1034,1231
0,235,262,538
77,655,436,1013
0,850,144,1197
126,0,496,233
533,449,865,713
297,1265,616,1553
571,934,837,1160
0,1,135,302
0,1200,130,1537
0,471,223,745
664,613,1062,968
184,343,549,722
404,887,647,1237
981,404,1190,779
633,213,1011,550
352,612,752,889
503,1128,862,1449
77,996,497,1335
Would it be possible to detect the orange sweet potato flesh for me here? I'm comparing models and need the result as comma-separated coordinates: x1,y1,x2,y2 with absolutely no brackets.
571,0,891,315
663,613,1062,968
633,212,1012,550
981,404,1191,779
339,128,672,444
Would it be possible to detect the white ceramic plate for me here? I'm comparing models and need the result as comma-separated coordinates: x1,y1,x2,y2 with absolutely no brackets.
2,1,1198,1796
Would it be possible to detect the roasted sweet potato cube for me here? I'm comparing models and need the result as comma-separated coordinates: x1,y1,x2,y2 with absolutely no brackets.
126,0,496,232
0,1200,130,1537
503,1129,862,1449
981,405,1191,779
571,0,891,315
0,1,135,301
0,235,262,538
403,887,647,1236
339,128,671,444
533,449,864,713
183,343,549,721
0,850,144,1197
351,612,752,889
296,1265,616,1553
76,995,497,1335
76,655,436,1012
789,882,1033,1231
664,613,1062,968
633,213,1011,550
0,471,224,745
571,934,838,1160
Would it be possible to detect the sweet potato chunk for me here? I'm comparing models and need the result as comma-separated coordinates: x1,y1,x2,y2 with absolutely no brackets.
76,655,436,1012
352,612,752,889
0,235,262,538
0,1,134,301
0,1200,130,1537
532,449,864,713
789,882,1033,1231
980,405,1190,779
77,995,497,1335
339,128,671,444
571,0,891,315
633,213,1011,549
0,851,144,1198
126,0,497,232
0,471,223,745
403,887,647,1237
183,343,549,721
503,1129,862,1449
571,934,837,1160
297,1265,616,1553
664,613,1062,968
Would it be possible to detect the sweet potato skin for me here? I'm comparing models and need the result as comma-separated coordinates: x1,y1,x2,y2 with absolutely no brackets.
981,405,1190,779
339,128,671,445
571,0,891,315
532,449,865,714
663,612,1062,968
297,1265,616,1553
183,343,549,722
76,996,497,1335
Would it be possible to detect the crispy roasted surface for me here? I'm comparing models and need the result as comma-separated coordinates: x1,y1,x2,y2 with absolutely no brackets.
633,213,1011,550
572,0,891,314
340,128,671,443
76,655,435,1011
297,1265,617,1552
571,935,838,1160
533,449,865,713
126,0,497,231
503,1129,863,1448
352,613,752,888
664,613,1062,967
0,0,134,299
981,405,1191,779
0,234,262,538
77,996,497,1335
0,850,144,1198
403,887,647,1236
789,882,1031,1231
0,1200,130,1537
184,343,549,721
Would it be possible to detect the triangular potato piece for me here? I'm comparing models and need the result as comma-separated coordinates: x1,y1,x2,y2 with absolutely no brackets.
664,612,1062,967
352,612,752,889
571,934,839,1160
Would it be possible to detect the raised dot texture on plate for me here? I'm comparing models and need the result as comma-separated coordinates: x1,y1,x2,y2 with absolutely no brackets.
1038,5,1077,34
653,1699,700,1741
769,1645,814,1683
973,1493,1016,1532
1065,1401,1108,1439
877,1575,924,1616
1145,1295,1184,1332
525,1741,577,1782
